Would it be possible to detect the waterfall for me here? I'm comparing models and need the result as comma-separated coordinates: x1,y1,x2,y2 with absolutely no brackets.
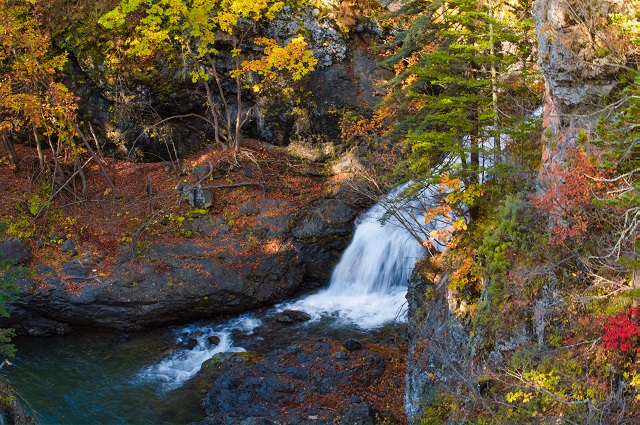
140,184,431,390
278,184,426,328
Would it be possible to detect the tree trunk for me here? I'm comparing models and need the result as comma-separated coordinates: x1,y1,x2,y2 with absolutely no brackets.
203,80,222,148
489,0,501,178
234,54,242,154
33,124,44,170
74,123,118,197
1,135,18,166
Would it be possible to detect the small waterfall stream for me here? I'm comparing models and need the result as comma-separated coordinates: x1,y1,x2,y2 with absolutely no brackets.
277,189,425,328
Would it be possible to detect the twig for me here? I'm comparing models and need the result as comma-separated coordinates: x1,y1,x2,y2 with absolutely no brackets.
74,123,118,197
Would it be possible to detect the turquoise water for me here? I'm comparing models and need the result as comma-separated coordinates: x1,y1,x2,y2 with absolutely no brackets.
3,329,208,424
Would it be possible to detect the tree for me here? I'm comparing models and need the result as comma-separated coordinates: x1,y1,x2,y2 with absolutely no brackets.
369,0,538,248
378,0,532,186
0,0,79,169
99,0,317,153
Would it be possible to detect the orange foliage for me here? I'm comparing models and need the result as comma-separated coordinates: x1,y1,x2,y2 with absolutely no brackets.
533,144,608,245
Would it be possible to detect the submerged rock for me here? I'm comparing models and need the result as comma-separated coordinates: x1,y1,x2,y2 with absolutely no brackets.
274,309,312,324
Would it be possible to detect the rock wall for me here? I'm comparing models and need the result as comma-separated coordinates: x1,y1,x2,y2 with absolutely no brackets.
534,0,632,183
1,192,362,334
403,260,471,424
55,1,391,161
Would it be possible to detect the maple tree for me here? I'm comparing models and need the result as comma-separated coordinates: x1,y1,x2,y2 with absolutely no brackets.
99,0,317,153
0,0,79,169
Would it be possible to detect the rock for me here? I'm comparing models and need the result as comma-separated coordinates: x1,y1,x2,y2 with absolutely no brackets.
533,0,631,205
61,260,92,282
0,381,38,424
207,335,221,346
335,351,348,360
202,337,398,425
239,201,260,216
184,216,224,235
287,140,334,163
243,165,255,178
292,199,355,240
60,239,77,253
5,186,360,332
240,418,276,425
341,402,375,425
200,352,264,382
186,338,198,349
331,152,365,175
274,309,312,324
176,182,214,209
193,162,212,178
404,261,471,424
0,238,31,265
342,338,363,351
187,185,214,209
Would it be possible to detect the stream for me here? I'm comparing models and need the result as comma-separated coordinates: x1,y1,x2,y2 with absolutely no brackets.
3,188,428,424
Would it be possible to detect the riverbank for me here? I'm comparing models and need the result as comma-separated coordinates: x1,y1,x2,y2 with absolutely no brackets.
1,139,374,335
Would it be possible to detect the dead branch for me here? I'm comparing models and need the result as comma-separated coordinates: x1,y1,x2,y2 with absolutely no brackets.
74,123,118,197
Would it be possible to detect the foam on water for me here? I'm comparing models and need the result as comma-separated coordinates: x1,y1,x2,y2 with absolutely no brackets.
278,184,427,329
136,315,261,390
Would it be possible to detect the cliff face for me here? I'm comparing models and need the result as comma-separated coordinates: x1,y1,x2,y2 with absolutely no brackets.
404,260,470,424
534,0,632,183
403,0,637,422
52,0,389,161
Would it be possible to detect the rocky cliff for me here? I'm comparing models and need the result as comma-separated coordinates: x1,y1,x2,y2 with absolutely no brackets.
534,0,634,185
2,183,366,334
403,0,637,422
52,0,390,161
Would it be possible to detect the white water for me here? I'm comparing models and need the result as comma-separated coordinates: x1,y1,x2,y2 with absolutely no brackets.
277,185,427,328
135,315,261,390
139,183,434,389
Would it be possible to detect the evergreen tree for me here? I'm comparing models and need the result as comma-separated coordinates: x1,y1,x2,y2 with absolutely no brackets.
378,0,535,186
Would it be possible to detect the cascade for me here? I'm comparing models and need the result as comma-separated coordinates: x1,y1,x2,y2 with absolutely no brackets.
278,183,428,328
144,184,431,388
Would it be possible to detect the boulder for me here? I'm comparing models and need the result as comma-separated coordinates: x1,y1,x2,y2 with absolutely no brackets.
342,338,363,351
60,239,78,253
341,402,375,425
0,238,31,265
274,310,312,324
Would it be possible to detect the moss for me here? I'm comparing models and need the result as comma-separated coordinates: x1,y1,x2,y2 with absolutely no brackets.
200,352,265,381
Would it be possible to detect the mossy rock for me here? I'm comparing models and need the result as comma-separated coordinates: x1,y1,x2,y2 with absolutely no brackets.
200,351,265,381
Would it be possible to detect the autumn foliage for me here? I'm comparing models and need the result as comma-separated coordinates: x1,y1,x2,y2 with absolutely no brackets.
602,306,640,354
532,143,605,245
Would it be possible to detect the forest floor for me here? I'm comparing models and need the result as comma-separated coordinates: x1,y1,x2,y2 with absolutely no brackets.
0,140,351,273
